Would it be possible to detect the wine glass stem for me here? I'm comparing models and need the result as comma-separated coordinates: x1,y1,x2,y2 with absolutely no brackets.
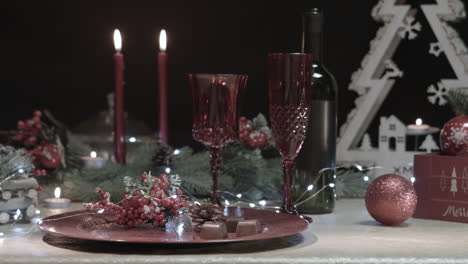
282,159,296,214
209,146,221,205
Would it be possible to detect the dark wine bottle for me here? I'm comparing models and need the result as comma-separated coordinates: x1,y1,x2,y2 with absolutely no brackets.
295,8,337,214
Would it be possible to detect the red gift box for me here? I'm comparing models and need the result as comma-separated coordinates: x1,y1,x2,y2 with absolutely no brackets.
413,153,468,223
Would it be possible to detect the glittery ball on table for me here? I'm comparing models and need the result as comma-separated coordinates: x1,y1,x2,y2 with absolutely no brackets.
440,115,468,156
365,174,417,226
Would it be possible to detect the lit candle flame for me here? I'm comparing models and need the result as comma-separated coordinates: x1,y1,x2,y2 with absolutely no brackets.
90,151,97,158
54,187,61,199
416,118,423,126
159,29,167,51
113,29,122,52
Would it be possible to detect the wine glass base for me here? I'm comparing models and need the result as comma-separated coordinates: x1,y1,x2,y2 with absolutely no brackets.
280,206,313,223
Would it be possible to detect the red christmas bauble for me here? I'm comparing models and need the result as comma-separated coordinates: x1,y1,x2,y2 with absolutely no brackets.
440,115,468,156
246,130,267,149
34,143,62,169
365,174,417,226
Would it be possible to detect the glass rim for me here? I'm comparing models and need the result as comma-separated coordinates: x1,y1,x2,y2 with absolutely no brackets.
187,73,248,78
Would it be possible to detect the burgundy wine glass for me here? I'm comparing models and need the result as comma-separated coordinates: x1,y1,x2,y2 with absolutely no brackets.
189,74,248,204
268,53,313,214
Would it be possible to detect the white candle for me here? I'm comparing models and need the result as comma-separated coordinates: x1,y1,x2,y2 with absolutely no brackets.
407,118,430,131
44,187,70,209
81,151,108,168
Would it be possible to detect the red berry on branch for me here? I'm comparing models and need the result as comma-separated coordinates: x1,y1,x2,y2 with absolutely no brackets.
160,174,169,182
176,189,183,195
246,130,268,149
161,198,172,208
26,120,34,128
33,110,42,118
159,182,167,191
239,117,252,134
17,121,25,130
140,173,148,182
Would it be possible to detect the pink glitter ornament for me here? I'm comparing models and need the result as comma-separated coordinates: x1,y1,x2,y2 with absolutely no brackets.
365,174,417,226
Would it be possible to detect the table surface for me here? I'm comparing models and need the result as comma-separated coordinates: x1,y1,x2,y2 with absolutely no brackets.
1,199,467,264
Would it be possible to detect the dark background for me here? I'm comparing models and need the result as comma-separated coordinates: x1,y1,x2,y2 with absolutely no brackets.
1,0,466,147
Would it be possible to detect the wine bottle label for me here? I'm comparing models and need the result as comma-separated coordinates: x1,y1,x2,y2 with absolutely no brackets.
296,100,336,172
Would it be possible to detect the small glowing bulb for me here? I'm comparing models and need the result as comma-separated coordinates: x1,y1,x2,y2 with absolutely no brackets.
35,209,41,215
13,209,21,220
416,118,423,126
129,137,136,143
54,187,61,199
363,176,369,182
411,177,416,183
259,200,266,206
97,209,105,214
224,200,230,206
307,185,314,191
18,169,24,174
0,232,4,237
90,151,97,158
355,164,363,171
275,210,280,213
159,29,167,51
173,149,180,155
165,168,171,173
329,183,335,188
236,193,242,198
113,29,122,52
172,195,177,199
249,203,255,208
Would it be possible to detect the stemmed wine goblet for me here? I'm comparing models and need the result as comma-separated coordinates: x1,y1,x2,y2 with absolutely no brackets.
268,53,313,214
189,74,248,204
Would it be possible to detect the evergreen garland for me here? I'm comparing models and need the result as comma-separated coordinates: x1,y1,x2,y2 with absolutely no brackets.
27,112,374,202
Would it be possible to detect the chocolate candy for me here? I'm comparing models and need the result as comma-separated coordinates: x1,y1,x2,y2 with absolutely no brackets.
236,219,261,237
199,222,227,240
226,216,245,232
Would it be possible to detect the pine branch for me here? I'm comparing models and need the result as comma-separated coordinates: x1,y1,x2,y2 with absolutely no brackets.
447,89,468,115
0,145,34,181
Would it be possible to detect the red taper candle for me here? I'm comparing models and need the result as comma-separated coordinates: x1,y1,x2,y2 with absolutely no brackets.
158,29,169,144
113,29,126,164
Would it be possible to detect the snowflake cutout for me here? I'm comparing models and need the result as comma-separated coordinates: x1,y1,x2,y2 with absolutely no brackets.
398,16,422,40
429,42,443,57
449,126,468,146
427,82,448,106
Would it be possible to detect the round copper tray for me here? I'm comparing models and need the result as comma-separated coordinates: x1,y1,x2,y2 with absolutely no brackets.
38,207,310,244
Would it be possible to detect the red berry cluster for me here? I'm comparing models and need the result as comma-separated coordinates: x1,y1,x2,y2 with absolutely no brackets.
239,116,268,149
239,117,252,141
11,110,63,173
84,172,188,228
14,110,43,147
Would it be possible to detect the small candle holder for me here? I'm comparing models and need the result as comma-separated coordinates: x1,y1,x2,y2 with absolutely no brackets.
44,187,70,209
81,151,108,168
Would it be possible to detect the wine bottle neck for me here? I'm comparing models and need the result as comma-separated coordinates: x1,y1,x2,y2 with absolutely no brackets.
302,32,323,64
